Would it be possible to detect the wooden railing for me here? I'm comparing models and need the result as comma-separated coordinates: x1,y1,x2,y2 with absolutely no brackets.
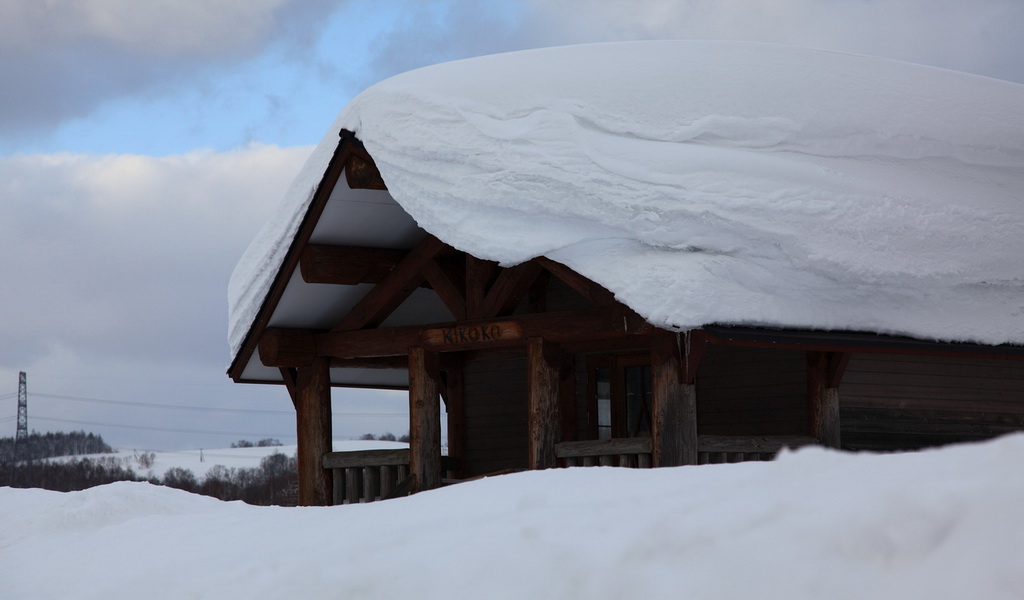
554,438,653,468
322,449,412,505
697,435,818,464
325,435,821,504
554,435,819,468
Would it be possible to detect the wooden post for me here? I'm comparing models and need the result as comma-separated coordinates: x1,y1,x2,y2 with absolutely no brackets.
651,337,697,467
409,347,442,492
528,337,561,469
808,351,842,448
295,357,333,506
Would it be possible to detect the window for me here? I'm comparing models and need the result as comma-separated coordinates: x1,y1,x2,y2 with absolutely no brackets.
587,353,652,440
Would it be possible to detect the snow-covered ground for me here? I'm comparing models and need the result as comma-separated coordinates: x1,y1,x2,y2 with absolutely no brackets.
3,434,1023,599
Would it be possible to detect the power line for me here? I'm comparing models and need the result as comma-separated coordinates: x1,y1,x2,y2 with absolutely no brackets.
35,389,292,413
33,391,408,418
32,416,294,439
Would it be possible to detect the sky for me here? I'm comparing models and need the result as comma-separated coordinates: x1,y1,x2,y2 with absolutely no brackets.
2,0,1023,451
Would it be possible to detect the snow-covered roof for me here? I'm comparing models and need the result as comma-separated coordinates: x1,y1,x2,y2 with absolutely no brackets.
229,40,1024,372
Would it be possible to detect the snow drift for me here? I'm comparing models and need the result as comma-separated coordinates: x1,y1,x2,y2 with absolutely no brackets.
229,41,1024,357
4,434,1024,599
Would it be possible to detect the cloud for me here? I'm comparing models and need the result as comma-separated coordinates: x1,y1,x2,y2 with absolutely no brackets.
0,144,312,370
517,0,1024,82
358,0,1024,88
0,0,339,138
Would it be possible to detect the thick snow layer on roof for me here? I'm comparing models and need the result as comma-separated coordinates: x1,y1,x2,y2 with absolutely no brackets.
230,41,1024,356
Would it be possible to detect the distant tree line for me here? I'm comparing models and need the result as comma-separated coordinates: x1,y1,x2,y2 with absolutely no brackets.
1,432,414,506
0,430,112,464
230,438,283,448
1,432,297,506
359,432,410,443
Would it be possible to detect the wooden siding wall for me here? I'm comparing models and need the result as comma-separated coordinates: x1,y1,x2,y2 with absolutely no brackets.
696,345,807,436
840,353,1024,451
462,352,529,477
572,354,590,440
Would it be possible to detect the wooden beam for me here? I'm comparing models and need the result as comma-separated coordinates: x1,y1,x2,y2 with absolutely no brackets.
527,338,561,470
808,351,841,448
323,448,409,469
408,347,442,492
651,337,698,466
299,244,408,286
294,357,333,506
422,259,467,320
465,256,498,319
328,356,409,370
827,351,851,388
536,257,617,306
259,306,653,366
278,367,298,410
260,329,316,368
332,235,451,332
344,152,388,190
481,261,544,317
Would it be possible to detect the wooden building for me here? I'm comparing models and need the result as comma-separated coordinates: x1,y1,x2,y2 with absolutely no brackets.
227,130,1024,507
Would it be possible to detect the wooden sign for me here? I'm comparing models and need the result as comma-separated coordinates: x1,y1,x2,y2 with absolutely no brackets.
422,321,523,347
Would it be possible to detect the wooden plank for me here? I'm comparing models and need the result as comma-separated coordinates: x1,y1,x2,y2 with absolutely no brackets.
527,338,561,469
697,434,818,453
294,357,333,506
322,449,410,469
422,321,523,347
409,347,442,492
363,466,380,502
345,468,360,504
554,437,653,458
651,337,697,466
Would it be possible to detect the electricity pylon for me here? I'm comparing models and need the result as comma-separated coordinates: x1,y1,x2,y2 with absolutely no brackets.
9,371,31,487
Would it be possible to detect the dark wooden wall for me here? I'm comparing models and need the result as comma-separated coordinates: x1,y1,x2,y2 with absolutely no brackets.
696,345,808,436
840,353,1024,451
461,351,529,477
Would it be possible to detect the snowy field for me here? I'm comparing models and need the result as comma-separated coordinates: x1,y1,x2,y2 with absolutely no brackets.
3,434,1024,599
64,439,409,480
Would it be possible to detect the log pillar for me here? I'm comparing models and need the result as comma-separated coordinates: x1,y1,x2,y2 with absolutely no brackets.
651,337,698,467
808,351,843,448
409,347,442,492
527,337,561,470
295,356,333,506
